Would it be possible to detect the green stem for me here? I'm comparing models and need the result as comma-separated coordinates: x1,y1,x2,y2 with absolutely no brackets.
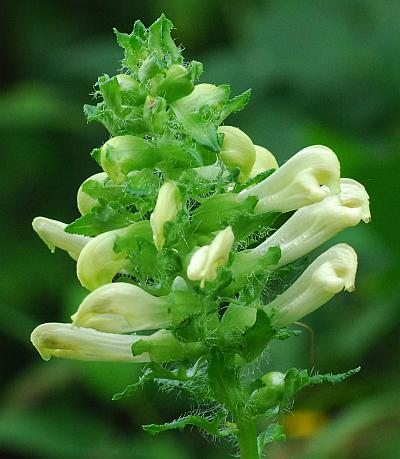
236,417,259,459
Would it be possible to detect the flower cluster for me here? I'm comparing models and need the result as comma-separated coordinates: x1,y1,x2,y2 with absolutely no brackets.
29,15,370,457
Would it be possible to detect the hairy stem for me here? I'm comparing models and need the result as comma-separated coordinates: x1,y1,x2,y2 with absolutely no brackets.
236,417,259,459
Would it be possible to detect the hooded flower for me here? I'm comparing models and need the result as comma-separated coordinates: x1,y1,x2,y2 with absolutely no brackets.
264,244,358,328
31,323,205,363
239,145,341,213
252,178,370,266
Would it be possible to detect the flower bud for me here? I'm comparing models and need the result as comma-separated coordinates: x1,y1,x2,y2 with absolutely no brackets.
71,282,171,333
218,126,256,182
150,181,180,251
172,83,228,114
77,221,152,291
143,95,168,134
77,172,108,215
171,83,230,151
31,322,149,362
100,135,157,184
116,74,140,91
265,244,357,328
156,64,195,102
249,145,279,178
132,329,206,363
252,178,370,266
32,217,91,261
240,145,340,213
250,372,285,412
187,226,234,287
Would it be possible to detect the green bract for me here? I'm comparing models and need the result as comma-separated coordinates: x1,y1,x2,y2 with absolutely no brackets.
30,15,370,459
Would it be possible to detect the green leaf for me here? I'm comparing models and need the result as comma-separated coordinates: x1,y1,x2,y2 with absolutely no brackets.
280,367,361,411
237,309,275,361
226,246,281,296
143,412,230,438
65,202,136,236
208,347,243,411
112,363,187,400
258,423,286,455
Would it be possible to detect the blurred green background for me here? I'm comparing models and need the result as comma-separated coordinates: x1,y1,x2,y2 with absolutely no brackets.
1,1,399,458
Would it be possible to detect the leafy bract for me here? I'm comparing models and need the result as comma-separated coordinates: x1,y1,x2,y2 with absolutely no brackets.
143,412,230,438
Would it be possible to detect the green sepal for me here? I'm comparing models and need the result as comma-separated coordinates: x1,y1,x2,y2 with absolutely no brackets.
80,176,131,205
225,246,281,296
98,75,124,117
191,193,257,233
143,412,230,438
90,148,102,166
173,311,219,343
132,330,206,363
65,202,137,236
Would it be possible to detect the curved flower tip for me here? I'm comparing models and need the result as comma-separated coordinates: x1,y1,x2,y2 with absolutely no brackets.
77,172,108,215
71,282,171,333
187,226,234,287
32,217,91,261
339,178,371,223
30,322,149,362
240,144,341,213
76,228,129,291
217,126,256,182
253,177,371,266
265,244,358,328
250,145,279,178
150,181,180,251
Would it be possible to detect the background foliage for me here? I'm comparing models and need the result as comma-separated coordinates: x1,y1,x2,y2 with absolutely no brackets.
1,1,399,458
